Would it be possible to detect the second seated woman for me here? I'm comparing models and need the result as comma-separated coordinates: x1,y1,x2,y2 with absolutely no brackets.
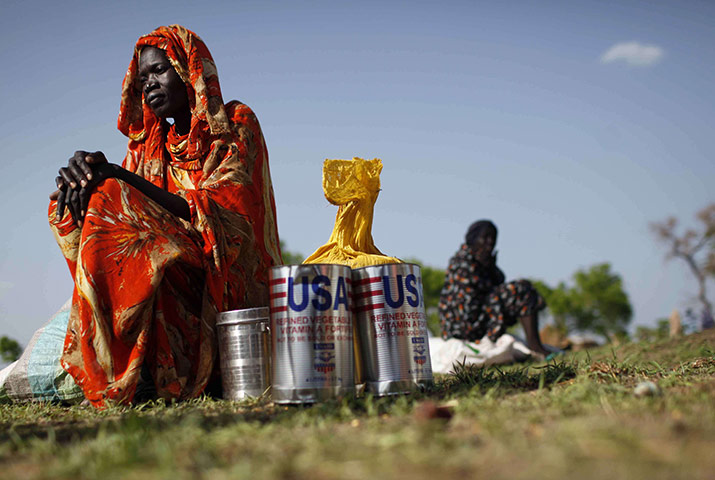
438,220,550,357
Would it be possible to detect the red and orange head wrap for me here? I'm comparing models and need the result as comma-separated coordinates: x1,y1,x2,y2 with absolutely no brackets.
118,25,231,159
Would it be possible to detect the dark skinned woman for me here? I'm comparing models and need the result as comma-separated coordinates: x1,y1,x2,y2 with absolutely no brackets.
438,220,550,357
49,25,281,408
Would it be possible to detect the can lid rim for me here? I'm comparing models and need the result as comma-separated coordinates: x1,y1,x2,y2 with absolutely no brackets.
270,262,419,271
270,263,353,268
216,307,269,325
351,262,420,272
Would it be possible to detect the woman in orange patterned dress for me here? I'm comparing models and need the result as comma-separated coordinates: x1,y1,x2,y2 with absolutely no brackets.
48,25,281,408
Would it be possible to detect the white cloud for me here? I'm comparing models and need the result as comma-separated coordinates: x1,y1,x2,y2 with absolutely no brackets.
600,41,665,67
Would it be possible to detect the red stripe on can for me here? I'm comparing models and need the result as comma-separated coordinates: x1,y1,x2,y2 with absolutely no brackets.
269,277,287,286
353,276,382,286
271,291,287,298
272,305,288,312
355,289,383,299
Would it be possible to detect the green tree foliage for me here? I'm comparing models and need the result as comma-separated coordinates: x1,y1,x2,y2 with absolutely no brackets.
0,335,22,363
533,263,632,340
635,319,669,343
279,240,305,265
405,258,445,336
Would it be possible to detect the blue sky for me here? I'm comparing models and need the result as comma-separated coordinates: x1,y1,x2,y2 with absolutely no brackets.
1,0,713,347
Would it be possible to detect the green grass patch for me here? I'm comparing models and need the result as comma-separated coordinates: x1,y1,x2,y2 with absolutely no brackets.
1,329,713,479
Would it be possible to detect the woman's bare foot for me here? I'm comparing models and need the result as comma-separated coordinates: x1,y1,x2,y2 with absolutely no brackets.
519,314,550,357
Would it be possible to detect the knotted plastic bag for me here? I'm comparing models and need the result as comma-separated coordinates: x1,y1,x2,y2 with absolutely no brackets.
303,157,402,268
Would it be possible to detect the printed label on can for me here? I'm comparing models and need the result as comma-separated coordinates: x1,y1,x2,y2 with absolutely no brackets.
270,265,355,401
353,264,434,386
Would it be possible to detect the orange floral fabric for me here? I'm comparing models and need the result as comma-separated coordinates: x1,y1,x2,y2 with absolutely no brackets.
48,25,281,408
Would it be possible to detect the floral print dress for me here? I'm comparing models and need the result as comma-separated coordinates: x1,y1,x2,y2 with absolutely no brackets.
438,244,545,342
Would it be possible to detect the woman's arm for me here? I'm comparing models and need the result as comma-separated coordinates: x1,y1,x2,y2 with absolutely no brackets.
102,163,191,220
50,151,190,226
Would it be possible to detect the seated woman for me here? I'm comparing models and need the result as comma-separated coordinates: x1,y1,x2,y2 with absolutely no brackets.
438,220,550,357
48,25,281,408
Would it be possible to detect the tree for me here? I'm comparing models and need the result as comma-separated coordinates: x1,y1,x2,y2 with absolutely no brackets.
651,203,715,323
0,336,22,363
533,263,632,340
635,319,669,343
530,279,574,335
279,240,305,265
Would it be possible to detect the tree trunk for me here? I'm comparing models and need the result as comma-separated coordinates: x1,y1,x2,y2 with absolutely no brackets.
680,252,713,319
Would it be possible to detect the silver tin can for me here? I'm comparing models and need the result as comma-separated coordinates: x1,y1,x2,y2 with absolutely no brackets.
216,307,271,400
352,263,434,395
269,264,355,403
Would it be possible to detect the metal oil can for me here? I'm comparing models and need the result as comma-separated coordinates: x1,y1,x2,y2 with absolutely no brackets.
216,307,271,400
352,263,433,395
269,264,355,403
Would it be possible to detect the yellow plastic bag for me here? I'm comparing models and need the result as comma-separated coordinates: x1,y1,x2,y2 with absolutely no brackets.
303,157,402,268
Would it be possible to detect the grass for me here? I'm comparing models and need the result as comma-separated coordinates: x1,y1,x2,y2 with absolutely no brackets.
0,329,713,479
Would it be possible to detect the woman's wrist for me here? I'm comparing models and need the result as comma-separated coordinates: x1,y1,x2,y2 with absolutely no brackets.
106,163,124,179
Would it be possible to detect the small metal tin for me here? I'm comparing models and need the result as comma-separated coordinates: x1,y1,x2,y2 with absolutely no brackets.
216,307,271,400
352,263,434,395
269,264,355,404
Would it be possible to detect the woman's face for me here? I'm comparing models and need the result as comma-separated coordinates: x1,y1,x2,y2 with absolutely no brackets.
473,229,496,253
138,46,189,120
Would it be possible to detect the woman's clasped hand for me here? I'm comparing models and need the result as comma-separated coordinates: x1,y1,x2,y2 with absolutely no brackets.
50,151,112,228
